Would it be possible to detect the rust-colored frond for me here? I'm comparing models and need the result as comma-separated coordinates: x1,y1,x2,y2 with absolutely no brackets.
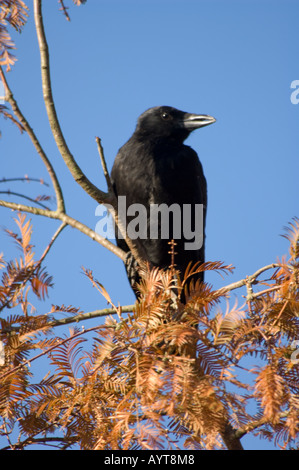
58,0,87,21
82,267,117,309
254,364,288,423
0,1,28,32
1,215,54,310
1,259,32,309
183,282,224,326
0,104,25,132
46,328,87,382
0,368,30,422
0,1,28,71
0,24,16,71
282,217,299,262
34,194,52,205
1,213,299,449
14,213,33,261
50,304,83,316
213,300,247,346
30,267,53,300
183,260,234,284
5,213,34,265
137,263,178,301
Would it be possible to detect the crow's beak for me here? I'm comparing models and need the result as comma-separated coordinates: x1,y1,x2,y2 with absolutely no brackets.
182,113,216,130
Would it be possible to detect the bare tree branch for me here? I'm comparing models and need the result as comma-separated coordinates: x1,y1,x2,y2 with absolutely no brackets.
48,304,135,328
38,221,67,264
32,0,147,268
214,263,280,298
0,199,126,261
33,0,114,207
95,136,113,194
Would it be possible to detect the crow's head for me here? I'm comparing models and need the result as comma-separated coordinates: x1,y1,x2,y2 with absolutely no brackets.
135,106,216,142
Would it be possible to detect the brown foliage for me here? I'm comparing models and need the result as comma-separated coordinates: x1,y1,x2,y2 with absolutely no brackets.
0,0,86,71
0,0,28,70
0,215,298,450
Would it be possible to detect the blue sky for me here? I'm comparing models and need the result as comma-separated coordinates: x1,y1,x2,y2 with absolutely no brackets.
0,0,298,450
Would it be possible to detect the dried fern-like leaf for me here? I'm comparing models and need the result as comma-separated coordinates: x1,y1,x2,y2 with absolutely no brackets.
1,215,53,310
183,260,234,284
0,1,28,71
254,364,288,423
1,1,28,32
30,267,53,300
213,300,246,346
46,328,87,382
282,217,299,262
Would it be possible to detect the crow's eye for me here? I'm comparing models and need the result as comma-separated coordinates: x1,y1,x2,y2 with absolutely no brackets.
161,112,171,120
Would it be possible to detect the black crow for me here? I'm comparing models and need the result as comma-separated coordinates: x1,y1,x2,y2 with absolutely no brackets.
111,105,215,297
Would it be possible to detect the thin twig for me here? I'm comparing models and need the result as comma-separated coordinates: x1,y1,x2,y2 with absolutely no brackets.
0,177,49,187
0,190,51,210
38,222,67,265
48,304,135,328
215,264,280,297
58,0,71,21
95,136,113,194
0,323,112,381
0,304,135,333
249,285,281,300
